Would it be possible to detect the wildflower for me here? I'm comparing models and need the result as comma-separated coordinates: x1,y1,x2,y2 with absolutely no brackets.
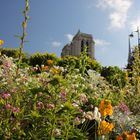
99,120,114,135
116,135,123,140
74,117,81,125
2,57,13,68
59,90,67,101
2,92,11,99
41,65,49,71
37,101,44,109
12,107,20,113
51,67,60,74
37,92,43,97
53,128,61,137
33,66,38,71
12,127,17,132
5,104,12,110
79,93,88,104
84,111,94,120
99,99,113,117
122,131,136,140
47,103,55,109
93,107,101,121
79,109,83,113
47,59,53,65
72,102,79,108
0,40,4,46
118,102,130,114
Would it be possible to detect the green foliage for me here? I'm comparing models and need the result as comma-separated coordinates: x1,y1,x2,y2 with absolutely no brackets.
1,48,19,58
58,55,78,68
101,66,127,88
87,58,102,72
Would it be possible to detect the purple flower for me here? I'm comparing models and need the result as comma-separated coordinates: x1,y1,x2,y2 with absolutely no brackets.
118,102,129,114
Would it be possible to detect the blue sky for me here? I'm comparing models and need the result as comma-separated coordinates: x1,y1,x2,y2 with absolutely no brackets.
0,0,140,68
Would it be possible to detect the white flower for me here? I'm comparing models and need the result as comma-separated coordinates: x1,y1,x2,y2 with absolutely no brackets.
93,107,101,122
53,128,61,137
84,111,94,120
79,93,88,104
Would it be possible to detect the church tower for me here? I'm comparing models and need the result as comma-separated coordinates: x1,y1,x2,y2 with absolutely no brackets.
61,30,95,59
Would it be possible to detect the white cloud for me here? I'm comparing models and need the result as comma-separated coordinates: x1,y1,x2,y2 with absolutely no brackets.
97,0,132,29
52,41,61,47
65,34,74,42
130,18,140,31
94,38,110,46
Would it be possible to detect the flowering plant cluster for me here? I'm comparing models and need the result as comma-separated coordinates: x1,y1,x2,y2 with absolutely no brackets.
97,100,138,139
0,53,140,139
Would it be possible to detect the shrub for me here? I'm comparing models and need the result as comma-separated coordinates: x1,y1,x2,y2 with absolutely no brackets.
101,66,127,88
29,52,58,66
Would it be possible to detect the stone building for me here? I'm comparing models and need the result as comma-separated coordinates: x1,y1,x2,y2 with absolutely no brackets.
61,30,95,59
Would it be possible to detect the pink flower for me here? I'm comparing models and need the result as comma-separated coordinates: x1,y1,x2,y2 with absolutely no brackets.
12,107,20,113
37,101,44,109
79,109,83,113
47,104,55,109
59,90,67,101
118,102,129,114
2,92,11,99
5,104,12,110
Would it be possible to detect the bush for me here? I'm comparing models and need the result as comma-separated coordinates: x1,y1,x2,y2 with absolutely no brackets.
0,48,29,65
29,52,59,66
101,66,127,88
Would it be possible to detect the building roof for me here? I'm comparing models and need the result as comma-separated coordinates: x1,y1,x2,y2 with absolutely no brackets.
73,30,93,40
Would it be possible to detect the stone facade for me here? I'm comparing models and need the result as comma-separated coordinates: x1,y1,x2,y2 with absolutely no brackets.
61,30,95,59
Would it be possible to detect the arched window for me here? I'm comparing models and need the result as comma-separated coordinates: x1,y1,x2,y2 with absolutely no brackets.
86,41,89,46
86,41,89,54
81,40,84,52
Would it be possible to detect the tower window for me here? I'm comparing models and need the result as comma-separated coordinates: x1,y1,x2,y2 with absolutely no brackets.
81,40,84,52
86,41,89,46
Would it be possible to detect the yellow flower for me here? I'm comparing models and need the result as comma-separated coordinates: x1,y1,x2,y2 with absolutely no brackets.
47,59,53,66
122,131,136,140
99,120,114,135
51,67,60,74
0,40,4,46
99,99,113,117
